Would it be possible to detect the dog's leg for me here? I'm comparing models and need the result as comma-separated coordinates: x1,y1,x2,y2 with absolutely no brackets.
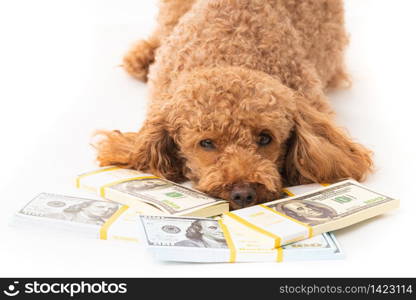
123,0,196,82
283,0,350,90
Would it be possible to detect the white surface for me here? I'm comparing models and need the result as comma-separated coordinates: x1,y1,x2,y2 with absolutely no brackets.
0,0,415,277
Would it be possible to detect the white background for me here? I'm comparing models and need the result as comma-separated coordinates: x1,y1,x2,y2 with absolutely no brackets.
0,0,415,277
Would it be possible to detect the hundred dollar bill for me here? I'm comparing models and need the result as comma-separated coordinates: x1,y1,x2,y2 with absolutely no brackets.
11,193,146,243
76,167,228,217
139,215,343,263
223,180,399,249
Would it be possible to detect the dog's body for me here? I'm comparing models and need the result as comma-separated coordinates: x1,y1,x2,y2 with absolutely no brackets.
97,0,373,209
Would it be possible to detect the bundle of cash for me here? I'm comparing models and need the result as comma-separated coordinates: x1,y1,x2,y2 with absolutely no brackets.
76,167,228,217
11,193,144,242
223,180,399,248
139,215,343,263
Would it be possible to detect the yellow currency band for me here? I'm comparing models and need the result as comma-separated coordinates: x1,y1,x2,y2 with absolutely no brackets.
99,176,160,198
276,247,283,262
320,183,330,186
75,166,121,188
259,204,313,238
99,205,129,240
218,219,236,263
281,188,295,197
225,212,282,248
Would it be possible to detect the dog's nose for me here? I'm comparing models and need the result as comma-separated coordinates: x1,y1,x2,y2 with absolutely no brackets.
230,183,257,208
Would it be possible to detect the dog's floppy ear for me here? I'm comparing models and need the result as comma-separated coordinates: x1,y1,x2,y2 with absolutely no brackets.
94,117,185,182
284,100,373,185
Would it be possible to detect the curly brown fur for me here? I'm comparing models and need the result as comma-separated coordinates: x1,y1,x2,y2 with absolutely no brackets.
96,0,373,209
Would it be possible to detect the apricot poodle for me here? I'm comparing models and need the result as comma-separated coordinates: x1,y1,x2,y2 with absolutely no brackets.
96,0,373,210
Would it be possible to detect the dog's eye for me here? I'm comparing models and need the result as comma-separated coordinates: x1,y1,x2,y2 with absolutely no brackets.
257,133,272,146
199,139,215,149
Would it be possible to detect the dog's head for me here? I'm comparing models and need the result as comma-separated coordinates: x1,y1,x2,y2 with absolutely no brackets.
96,67,372,209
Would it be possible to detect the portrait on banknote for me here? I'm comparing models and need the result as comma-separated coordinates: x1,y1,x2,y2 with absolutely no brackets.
174,220,228,248
112,179,168,194
20,194,120,226
61,200,119,225
270,200,337,226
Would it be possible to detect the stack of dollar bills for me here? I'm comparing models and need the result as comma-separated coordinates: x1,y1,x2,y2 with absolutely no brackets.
75,167,228,217
138,215,343,263
10,166,399,263
11,193,141,242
